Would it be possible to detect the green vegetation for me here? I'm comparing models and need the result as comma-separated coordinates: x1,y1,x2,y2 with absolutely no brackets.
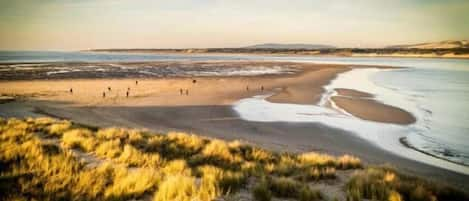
0,117,467,201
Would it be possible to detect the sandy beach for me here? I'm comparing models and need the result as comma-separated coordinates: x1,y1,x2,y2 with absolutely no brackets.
1,61,468,191
332,88,416,124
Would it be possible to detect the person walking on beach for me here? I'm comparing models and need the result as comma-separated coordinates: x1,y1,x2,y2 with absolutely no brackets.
261,85,264,91
70,88,73,94
135,80,138,85
180,88,183,95
126,91,129,98
185,89,189,96
102,92,106,98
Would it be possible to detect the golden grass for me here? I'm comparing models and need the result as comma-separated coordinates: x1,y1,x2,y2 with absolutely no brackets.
61,128,97,152
153,175,198,201
1,118,467,201
346,166,468,201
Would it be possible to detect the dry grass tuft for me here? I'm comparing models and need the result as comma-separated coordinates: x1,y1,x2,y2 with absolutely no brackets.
61,128,97,152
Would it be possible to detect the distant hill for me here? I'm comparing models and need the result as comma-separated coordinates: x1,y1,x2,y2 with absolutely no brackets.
386,40,469,49
243,43,336,49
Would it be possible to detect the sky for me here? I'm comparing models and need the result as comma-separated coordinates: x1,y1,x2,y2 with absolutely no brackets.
0,0,468,50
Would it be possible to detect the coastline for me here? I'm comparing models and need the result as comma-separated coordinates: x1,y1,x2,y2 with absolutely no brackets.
1,61,469,191
87,49,469,59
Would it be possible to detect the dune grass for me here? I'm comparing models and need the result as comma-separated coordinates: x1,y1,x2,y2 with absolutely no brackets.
0,117,467,201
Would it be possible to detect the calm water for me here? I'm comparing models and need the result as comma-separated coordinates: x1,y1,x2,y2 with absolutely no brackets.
1,51,468,167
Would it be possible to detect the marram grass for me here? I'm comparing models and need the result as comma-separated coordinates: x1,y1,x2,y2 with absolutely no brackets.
0,117,467,201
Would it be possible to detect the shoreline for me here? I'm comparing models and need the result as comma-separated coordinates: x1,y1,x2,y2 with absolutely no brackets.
1,61,468,191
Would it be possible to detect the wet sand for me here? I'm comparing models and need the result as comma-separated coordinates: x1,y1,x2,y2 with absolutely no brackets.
332,88,416,125
335,88,374,98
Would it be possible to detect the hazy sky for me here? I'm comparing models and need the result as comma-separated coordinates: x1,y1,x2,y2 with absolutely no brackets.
1,0,468,50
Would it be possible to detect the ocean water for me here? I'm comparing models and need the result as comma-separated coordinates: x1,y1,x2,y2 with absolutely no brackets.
1,51,468,172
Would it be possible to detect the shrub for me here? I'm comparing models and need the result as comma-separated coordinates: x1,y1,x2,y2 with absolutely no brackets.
253,180,271,201
153,175,197,201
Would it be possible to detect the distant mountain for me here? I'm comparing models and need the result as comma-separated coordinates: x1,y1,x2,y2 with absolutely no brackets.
243,43,336,49
386,40,469,49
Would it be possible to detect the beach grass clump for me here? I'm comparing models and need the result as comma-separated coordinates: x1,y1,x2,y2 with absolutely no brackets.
95,139,123,158
162,159,192,176
46,120,72,137
346,166,469,201
245,147,275,163
303,166,336,181
268,176,302,198
253,179,272,201
167,132,206,153
153,175,197,201
271,154,300,176
72,162,114,200
116,144,163,167
298,185,322,201
201,139,243,168
298,152,336,167
61,128,97,152
336,154,362,169
105,166,161,200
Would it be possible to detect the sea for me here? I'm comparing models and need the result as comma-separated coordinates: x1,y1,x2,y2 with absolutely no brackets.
1,50,468,173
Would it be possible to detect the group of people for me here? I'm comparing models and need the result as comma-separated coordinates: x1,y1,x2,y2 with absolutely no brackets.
69,79,266,100
100,80,137,98
246,85,264,91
